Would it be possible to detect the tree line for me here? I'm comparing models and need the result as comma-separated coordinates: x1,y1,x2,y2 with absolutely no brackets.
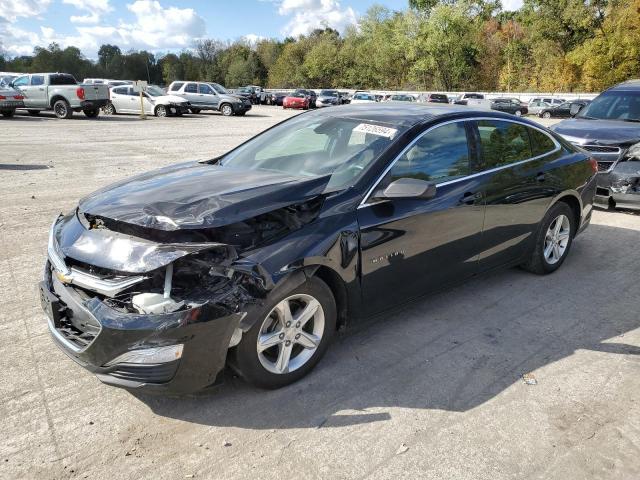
1,0,638,93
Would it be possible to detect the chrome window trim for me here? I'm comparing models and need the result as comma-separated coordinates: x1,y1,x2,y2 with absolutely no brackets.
358,116,561,209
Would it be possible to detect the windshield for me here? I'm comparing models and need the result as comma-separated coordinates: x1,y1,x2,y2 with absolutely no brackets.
578,91,640,121
354,94,374,101
146,85,164,96
219,114,403,190
210,83,228,94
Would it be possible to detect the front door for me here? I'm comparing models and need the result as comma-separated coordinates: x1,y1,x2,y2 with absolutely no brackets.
22,74,47,108
357,121,486,314
198,83,218,109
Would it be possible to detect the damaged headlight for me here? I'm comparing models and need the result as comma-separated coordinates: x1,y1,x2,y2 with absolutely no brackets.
48,214,71,277
626,142,640,160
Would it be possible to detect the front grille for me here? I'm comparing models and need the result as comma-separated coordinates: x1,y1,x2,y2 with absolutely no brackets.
597,161,615,172
582,145,621,154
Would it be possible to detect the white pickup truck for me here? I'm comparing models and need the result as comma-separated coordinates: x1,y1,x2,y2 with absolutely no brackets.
10,73,110,119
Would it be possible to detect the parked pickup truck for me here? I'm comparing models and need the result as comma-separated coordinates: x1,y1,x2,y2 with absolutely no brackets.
10,73,109,119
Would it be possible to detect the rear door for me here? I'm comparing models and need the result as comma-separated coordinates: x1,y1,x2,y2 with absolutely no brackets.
183,83,200,106
470,119,563,271
357,120,486,314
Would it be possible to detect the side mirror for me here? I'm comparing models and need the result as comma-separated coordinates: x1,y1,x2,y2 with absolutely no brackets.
378,178,437,200
570,103,584,117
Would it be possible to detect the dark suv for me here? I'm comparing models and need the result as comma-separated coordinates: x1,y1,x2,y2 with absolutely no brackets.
551,80,640,210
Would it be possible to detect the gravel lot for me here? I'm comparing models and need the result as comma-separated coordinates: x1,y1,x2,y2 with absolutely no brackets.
1,106,639,480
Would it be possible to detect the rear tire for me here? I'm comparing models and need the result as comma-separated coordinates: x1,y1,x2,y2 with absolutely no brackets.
232,277,336,389
83,109,99,118
1,110,14,117
53,99,73,119
521,202,576,275
542,111,551,119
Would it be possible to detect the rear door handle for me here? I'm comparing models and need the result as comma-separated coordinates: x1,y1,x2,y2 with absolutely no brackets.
460,191,482,205
536,172,545,182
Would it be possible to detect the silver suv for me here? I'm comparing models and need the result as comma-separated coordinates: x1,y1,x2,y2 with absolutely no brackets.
167,81,251,116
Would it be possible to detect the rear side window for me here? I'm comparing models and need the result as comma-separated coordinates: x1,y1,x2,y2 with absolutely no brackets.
49,74,77,85
170,82,184,91
389,122,471,184
529,128,557,157
31,75,44,86
477,120,532,168
185,83,197,93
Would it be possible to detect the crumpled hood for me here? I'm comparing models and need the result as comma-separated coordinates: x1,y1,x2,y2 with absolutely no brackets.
155,94,188,104
78,162,329,231
551,118,640,145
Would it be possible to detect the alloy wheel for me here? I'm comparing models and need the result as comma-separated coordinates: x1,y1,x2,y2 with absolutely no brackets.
156,105,167,117
221,104,233,116
543,214,571,265
256,294,325,375
54,102,68,118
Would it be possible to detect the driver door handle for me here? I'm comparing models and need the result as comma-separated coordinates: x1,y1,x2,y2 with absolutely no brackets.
460,191,482,205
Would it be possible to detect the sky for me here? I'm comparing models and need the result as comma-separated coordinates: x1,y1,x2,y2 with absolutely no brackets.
0,0,525,58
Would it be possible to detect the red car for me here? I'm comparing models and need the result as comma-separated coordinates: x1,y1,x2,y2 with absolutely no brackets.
283,92,309,110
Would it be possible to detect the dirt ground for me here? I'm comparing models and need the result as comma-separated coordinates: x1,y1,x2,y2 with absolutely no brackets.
1,106,639,480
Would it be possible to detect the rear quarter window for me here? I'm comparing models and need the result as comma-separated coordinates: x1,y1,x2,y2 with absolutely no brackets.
529,128,557,157
477,120,532,168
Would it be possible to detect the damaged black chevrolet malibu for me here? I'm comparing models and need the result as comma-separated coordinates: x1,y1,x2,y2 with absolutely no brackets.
40,104,597,393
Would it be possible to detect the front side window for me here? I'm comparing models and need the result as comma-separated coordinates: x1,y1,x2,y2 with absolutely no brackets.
184,83,197,93
477,120,532,168
199,84,213,95
220,114,403,190
388,122,471,184
31,75,44,86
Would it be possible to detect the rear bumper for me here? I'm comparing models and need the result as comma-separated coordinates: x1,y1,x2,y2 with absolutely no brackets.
40,263,243,394
79,99,109,110
0,99,24,109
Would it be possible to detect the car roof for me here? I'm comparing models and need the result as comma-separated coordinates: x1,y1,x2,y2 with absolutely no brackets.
609,79,640,91
305,103,525,128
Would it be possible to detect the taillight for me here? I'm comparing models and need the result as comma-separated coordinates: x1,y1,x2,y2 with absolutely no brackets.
0,95,6,100
13,95,24,100
76,87,85,100
588,157,598,174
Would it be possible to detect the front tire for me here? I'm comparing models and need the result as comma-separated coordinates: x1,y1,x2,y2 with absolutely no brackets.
220,103,233,116
102,103,116,115
53,99,73,119
155,105,167,117
521,202,575,274
232,277,336,389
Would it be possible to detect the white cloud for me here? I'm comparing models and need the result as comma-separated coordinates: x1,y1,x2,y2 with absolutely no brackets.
1,0,206,57
243,33,265,45
63,0,113,24
276,0,357,37
0,0,52,22
501,0,524,11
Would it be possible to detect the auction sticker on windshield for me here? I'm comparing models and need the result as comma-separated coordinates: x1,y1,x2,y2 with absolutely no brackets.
354,123,398,139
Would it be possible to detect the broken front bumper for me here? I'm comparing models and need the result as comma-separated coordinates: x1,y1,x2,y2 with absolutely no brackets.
40,262,243,394
594,163,640,210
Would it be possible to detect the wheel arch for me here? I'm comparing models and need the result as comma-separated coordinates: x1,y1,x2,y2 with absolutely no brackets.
49,95,68,108
549,191,582,230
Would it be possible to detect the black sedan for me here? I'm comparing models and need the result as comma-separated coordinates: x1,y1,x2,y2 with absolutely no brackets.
491,98,528,116
40,105,597,393
539,100,590,119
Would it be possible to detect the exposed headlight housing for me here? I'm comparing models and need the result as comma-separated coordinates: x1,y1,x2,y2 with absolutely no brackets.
105,344,183,366
626,142,640,160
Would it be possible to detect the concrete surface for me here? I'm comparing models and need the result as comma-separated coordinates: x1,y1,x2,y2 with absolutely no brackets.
1,107,639,480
